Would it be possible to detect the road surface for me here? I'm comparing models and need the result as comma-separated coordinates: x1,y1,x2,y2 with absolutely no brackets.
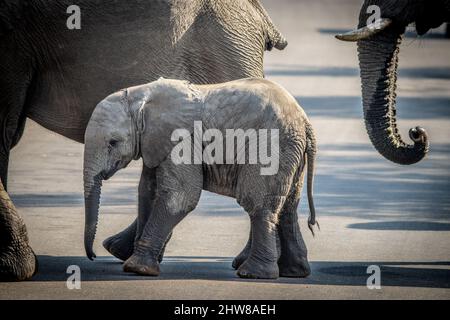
1,0,449,299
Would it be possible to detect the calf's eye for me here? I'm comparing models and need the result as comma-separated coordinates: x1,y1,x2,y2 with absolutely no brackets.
109,139,118,148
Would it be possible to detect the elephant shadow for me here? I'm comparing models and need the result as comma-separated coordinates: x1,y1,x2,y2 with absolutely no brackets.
347,221,450,231
31,255,450,288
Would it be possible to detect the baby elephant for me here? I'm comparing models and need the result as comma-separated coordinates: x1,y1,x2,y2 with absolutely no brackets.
83,78,317,279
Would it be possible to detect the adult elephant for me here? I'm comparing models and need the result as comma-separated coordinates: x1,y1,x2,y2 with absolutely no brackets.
336,0,450,164
0,0,287,280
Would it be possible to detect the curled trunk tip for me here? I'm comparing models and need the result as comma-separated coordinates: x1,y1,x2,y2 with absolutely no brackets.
409,127,428,145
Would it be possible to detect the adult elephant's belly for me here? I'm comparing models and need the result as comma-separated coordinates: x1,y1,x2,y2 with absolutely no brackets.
26,63,153,143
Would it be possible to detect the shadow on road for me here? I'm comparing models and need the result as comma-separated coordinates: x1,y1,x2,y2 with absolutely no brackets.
266,65,450,80
30,255,450,288
348,221,450,231
313,143,450,221
298,96,450,119
11,143,450,222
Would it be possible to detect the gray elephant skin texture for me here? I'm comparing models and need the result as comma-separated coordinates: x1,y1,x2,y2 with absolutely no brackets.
83,78,318,279
338,0,450,165
0,0,287,280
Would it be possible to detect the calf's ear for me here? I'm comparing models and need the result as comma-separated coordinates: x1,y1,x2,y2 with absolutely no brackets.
136,103,146,134
139,99,201,168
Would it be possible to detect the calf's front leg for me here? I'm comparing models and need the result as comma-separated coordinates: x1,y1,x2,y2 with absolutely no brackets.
135,165,172,263
104,165,173,263
103,165,158,261
123,160,202,276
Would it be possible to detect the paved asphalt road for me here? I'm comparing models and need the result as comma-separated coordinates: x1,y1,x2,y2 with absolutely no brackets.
1,0,449,299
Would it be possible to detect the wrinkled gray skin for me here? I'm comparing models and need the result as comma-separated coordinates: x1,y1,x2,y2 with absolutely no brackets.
0,0,287,280
84,78,318,279
340,0,450,164
0,179,36,281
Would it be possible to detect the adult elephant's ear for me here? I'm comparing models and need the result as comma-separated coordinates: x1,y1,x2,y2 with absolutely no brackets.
265,24,288,51
136,104,146,134
248,0,288,51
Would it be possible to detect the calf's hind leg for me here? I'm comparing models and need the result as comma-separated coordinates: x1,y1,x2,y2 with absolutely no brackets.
232,228,252,269
232,225,282,270
237,196,285,279
277,165,311,277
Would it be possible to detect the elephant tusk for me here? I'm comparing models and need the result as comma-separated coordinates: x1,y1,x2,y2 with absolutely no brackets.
335,18,393,42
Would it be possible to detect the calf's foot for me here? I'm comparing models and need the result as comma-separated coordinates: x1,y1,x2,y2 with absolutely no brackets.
103,221,137,261
237,257,279,279
278,255,311,278
123,253,160,276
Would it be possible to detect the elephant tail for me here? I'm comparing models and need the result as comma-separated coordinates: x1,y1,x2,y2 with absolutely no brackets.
305,122,319,236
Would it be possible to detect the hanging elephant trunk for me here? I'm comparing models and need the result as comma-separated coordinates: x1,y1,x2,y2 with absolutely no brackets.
335,0,432,165
357,25,429,165
83,157,104,261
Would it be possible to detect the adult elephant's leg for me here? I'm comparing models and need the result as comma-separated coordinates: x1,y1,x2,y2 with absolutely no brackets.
232,227,252,269
0,85,29,187
0,58,36,280
0,179,37,281
277,165,311,277
103,165,157,261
